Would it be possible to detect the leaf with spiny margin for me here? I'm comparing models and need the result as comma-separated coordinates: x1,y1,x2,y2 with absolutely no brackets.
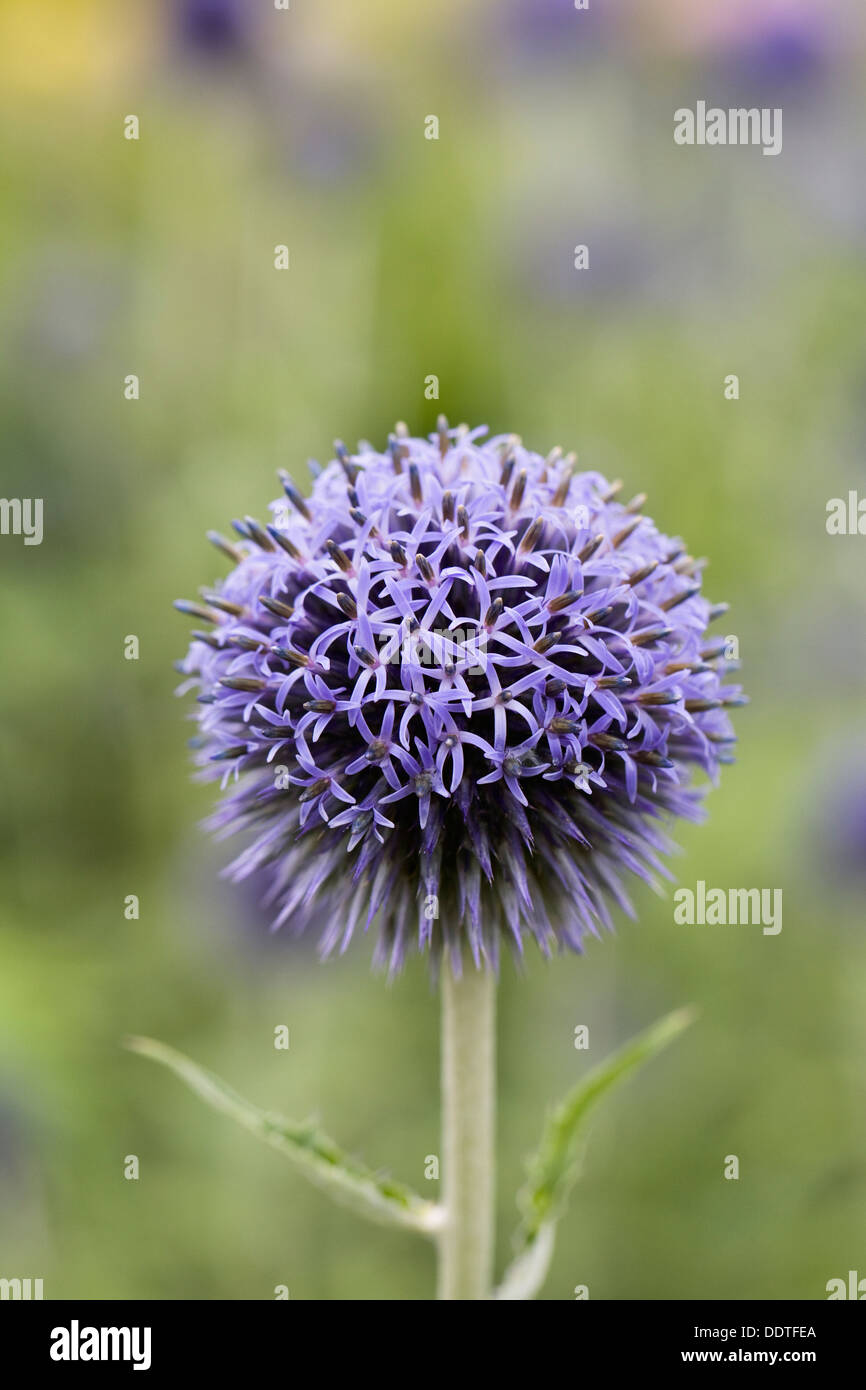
495,1006,696,1300
125,1036,442,1236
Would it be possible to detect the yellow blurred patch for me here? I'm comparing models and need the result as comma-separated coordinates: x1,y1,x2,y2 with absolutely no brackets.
0,0,150,96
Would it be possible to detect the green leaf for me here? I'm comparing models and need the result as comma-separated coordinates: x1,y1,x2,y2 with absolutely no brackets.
495,1005,696,1300
125,1035,443,1237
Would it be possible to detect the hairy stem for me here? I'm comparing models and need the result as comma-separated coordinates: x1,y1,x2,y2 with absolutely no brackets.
437,961,496,1299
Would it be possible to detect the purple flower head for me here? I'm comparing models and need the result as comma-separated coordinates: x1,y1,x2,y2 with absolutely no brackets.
176,0,249,59
176,421,744,975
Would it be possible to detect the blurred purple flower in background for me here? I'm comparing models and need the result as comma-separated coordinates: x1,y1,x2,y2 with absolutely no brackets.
176,0,251,60
815,753,866,885
167,1,382,187
498,0,610,64
728,23,827,86
636,0,860,60
276,80,382,187
512,215,657,309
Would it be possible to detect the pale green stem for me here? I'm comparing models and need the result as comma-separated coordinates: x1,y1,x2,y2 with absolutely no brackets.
437,961,496,1300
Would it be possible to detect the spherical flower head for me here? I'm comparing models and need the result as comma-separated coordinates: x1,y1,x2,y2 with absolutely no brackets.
176,421,744,975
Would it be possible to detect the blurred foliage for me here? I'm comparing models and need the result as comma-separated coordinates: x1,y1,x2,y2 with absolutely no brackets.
1,0,865,1299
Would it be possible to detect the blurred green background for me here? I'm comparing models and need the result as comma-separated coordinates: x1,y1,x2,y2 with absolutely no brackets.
1,0,865,1300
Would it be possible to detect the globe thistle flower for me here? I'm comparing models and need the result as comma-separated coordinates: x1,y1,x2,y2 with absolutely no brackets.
176,420,743,975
